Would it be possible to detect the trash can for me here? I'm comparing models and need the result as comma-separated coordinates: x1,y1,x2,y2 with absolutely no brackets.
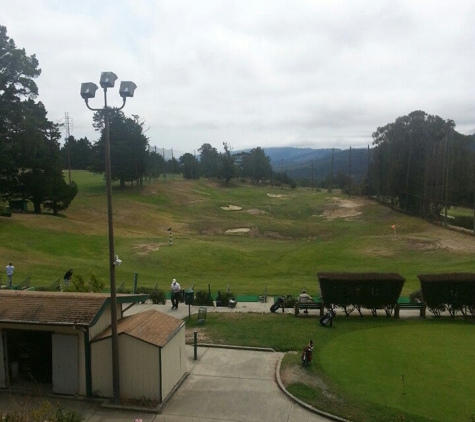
197,307,207,324
184,289,194,305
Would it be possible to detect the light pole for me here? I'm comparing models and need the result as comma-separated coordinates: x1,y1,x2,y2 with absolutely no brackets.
80,72,137,402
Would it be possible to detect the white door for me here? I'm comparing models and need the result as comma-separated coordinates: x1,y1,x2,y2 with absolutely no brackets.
0,331,6,388
52,334,78,395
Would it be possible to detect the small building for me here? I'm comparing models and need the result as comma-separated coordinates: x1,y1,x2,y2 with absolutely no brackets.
0,290,186,402
8,200,28,212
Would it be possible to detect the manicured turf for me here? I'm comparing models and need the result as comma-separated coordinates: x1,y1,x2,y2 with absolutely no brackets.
320,322,475,422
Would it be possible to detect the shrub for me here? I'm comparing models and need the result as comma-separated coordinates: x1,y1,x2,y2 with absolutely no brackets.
0,400,84,422
150,290,166,304
450,215,473,230
216,291,235,307
194,290,214,306
65,272,104,293
135,287,166,304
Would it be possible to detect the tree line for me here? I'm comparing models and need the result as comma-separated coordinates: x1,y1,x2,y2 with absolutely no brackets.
3,24,475,220
367,110,475,221
0,26,77,214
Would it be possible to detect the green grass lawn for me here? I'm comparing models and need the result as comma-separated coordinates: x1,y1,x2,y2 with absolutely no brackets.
320,322,475,422
1,171,475,296
189,312,475,422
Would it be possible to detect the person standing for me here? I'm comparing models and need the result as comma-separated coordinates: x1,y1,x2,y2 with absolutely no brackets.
171,279,181,309
63,269,73,287
5,263,14,288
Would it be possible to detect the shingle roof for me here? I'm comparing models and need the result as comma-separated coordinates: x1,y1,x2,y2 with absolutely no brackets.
0,290,147,326
91,310,185,348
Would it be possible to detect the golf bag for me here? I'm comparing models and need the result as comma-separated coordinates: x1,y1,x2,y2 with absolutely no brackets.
319,308,336,327
270,295,286,313
301,342,313,367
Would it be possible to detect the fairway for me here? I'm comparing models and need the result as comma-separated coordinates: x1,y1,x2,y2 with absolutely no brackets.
320,323,475,422
2,172,475,299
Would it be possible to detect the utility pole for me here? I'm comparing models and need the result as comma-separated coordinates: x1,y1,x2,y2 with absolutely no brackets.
171,148,174,181
349,146,352,196
311,160,314,192
64,112,73,184
328,148,334,193
281,159,283,186
444,125,450,227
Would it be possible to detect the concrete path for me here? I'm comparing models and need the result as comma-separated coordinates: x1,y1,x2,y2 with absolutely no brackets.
153,346,332,422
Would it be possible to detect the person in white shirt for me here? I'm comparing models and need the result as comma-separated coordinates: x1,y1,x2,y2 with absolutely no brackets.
298,289,314,314
298,289,314,303
170,279,181,309
5,263,14,288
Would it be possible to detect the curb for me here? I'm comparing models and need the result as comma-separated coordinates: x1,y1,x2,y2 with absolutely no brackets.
275,353,352,422
197,343,275,352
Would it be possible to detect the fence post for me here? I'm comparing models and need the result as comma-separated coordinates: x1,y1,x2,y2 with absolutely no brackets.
133,272,138,294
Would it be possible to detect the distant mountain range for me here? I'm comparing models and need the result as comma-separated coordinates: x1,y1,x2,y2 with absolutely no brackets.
155,145,371,182
262,147,371,182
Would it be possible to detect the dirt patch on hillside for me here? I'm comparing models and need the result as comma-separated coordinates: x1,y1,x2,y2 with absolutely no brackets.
406,226,475,254
244,208,268,215
133,243,160,255
321,197,364,220
267,193,287,198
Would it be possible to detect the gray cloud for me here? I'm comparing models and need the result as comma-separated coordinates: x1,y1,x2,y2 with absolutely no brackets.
2,0,474,154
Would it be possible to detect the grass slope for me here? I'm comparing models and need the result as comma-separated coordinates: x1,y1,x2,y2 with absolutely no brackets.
1,170,475,295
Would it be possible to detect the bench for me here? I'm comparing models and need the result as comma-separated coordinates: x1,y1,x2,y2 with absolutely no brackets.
394,302,426,318
294,301,324,317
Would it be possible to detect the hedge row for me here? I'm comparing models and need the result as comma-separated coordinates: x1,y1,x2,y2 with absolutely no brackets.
317,272,405,317
317,272,475,318
418,273,475,317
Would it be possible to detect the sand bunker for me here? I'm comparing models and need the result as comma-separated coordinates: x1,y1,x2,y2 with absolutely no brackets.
267,193,286,198
225,228,251,234
221,205,243,211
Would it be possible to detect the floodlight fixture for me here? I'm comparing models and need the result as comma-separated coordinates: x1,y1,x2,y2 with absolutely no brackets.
119,81,137,98
80,82,98,99
100,71,118,88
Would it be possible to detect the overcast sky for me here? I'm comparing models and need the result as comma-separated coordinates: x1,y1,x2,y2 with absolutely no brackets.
3,0,475,156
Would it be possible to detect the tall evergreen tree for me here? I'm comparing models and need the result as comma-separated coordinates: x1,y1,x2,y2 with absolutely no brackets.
91,110,149,187
0,27,77,213
198,143,220,178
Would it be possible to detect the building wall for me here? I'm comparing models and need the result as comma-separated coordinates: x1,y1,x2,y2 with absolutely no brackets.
161,326,186,400
90,328,186,401
90,338,112,398
89,306,112,339
120,336,161,401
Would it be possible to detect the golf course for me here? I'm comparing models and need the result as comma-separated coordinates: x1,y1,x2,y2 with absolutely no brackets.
1,171,474,421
